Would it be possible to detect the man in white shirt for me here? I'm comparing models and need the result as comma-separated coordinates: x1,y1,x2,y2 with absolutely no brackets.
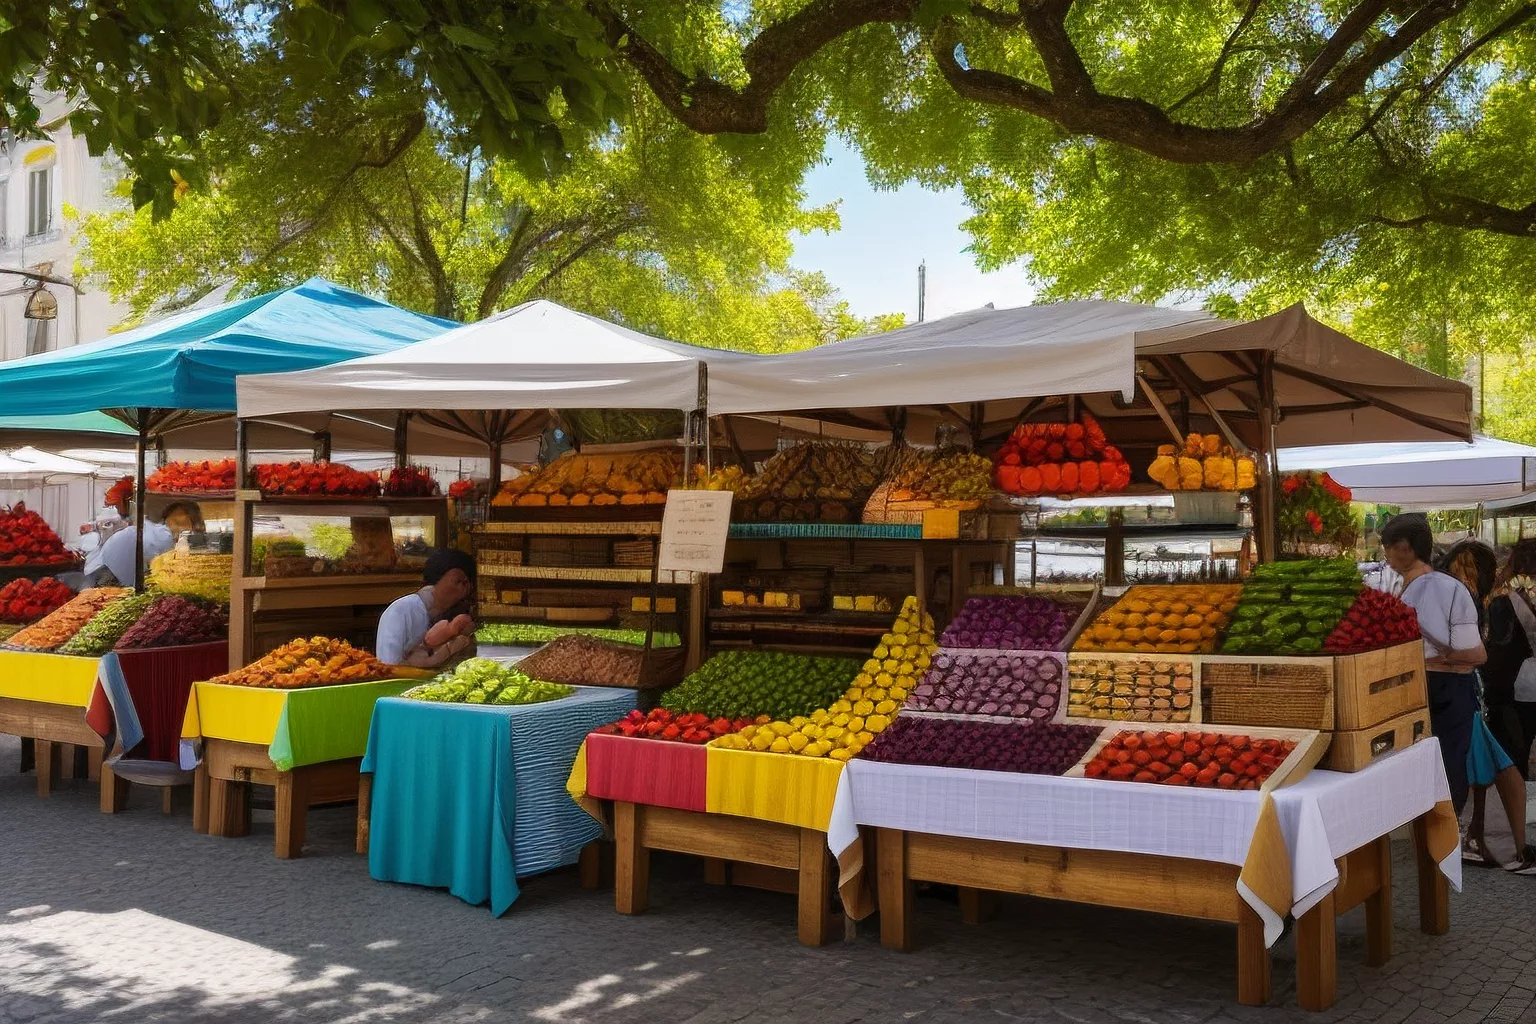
376,548,476,666
84,502,202,587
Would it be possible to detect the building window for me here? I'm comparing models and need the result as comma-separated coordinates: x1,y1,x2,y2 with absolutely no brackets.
25,317,51,356
0,179,7,246
27,167,50,237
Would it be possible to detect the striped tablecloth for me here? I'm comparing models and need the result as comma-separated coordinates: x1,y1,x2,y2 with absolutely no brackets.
360,685,636,915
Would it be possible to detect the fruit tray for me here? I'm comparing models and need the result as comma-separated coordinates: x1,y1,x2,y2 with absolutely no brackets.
1062,651,1203,725
1064,722,1328,793
727,522,923,540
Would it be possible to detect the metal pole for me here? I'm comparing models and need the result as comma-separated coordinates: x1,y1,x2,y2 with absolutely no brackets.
235,417,250,490
917,261,926,323
394,412,410,469
133,408,148,591
1255,352,1278,563
488,440,503,496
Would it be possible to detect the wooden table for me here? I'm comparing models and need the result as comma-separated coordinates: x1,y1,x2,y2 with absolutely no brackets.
876,809,1449,1011
611,800,840,947
192,737,362,858
0,696,104,797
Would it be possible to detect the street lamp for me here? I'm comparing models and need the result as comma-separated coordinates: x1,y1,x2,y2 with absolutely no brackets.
0,263,80,350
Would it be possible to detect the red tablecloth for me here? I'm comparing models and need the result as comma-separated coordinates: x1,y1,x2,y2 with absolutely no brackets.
86,642,229,762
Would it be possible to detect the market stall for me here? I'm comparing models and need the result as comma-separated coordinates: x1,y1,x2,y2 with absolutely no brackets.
1280,435,1536,508
178,637,429,857
357,661,635,914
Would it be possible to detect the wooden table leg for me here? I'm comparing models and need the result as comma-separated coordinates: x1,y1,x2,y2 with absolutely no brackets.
34,738,56,797
274,770,308,859
192,763,210,834
85,745,102,783
1365,835,1393,967
161,787,175,815
57,742,77,780
99,761,130,814
878,827,915,951
207,777,250,838
703,857,729,884
579,840,615,890
614,801,649,914
1296,890,1338,1011
355,772,372,855
1235,900,1272,1007
797,828,832,947
1412,814,1449,935
959,887,998,925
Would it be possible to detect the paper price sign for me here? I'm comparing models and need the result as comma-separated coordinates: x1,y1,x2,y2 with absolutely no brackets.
658,490,734,574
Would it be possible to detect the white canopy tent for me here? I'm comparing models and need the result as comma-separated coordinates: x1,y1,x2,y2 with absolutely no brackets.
4,446,112,478
237,299,754,420
1278,436,1536,508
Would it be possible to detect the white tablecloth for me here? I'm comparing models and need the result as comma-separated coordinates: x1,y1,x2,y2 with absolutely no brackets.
827,738,1458,946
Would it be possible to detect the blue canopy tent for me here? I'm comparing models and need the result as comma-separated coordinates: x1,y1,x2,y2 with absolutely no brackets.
0,277,455,585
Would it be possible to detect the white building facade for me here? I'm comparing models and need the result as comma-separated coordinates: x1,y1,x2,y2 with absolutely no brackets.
0,90,128,360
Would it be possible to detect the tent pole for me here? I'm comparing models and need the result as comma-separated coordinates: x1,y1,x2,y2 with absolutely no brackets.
699,364,711,476
394,412,410,469
235,417,249,490
133,408,148,592
1255,352,1279,563
489,440,503,496
311,431,332,463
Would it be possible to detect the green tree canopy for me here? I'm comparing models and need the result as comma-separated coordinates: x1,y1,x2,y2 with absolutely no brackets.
12,2,1536,243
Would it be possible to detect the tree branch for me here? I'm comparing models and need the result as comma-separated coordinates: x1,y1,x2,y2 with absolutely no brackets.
401,170,457,319
1417,3,1536,103
476,203,539,320
523,221,636,297
1168,0,1266,113
1377,189,1536,236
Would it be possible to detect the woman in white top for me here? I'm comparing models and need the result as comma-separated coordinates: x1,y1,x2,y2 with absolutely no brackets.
1378,515,1485,814
376,549,477,667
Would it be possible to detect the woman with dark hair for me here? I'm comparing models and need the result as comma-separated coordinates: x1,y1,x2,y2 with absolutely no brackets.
1377,515,1484,815
1482,539,1536,862
1439,540,1533,873
375,548,478,668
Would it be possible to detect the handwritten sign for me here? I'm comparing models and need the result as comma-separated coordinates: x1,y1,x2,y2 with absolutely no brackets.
657,490,734,574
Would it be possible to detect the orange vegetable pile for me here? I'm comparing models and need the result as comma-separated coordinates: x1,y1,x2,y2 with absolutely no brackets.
209,636,397,689
148,459,237,493
1146,434,1257,492
253,461,380,497
1074,584,1241,653
991,415,1132,496
492,451,679,508
1081,729,1297,789
3,587,131,651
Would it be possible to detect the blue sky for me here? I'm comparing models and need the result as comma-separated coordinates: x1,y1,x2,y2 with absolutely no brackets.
790,140,1037,322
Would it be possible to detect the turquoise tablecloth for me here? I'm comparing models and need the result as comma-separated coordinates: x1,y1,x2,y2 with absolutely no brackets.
360,685,636,915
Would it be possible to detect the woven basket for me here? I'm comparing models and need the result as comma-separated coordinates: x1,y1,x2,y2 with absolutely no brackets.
517,633,686,690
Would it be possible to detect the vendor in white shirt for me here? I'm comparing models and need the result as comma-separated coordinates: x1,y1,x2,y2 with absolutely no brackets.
83,502,202,587
375,548,477,667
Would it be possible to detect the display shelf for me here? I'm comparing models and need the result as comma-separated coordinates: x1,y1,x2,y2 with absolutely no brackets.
478,565,699,584
477,520,661,536
728,522,923,540
148,490,235,502
1026,523,1250,543
0,561,82,585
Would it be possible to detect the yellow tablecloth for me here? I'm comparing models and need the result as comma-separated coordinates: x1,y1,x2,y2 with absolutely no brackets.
0,650,101,707
704,746,844,832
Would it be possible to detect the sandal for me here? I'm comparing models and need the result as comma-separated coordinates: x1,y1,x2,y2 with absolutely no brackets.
1462,839,1499,867
1508,860,1536,876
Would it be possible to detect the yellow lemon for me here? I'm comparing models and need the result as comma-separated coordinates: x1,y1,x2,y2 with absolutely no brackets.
845,687,864,702
846,716,866,734
811,709,830,725
888,645,905,660
853,700,875,717
790,716,807,728
857,730,875,745
751,731,773,751
866,714,891,733
889,686,908,701
823,725,844,741
882,658,900,673
829,748,853,762
802,724,822,739
833,713,851,727
875,672,894,688
771,721,793,737
874,700,896,716
788,733,809,752
862,659,882,674
770,736,791,753
873,644,889,659
831,699,852,713
739,725,757,739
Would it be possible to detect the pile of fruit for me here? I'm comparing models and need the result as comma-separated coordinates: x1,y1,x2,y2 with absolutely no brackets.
1074,584,1241,653
0,576,74,624
252,461,380,497
3,588,130,651
58,592,157,656
939,594,1081,651
447,478,482,500
209,636,397,689
405,658,573,705
1146,434,1257,491
692,464,747,492
115,595,228,649
492,450,680,508
147,459,237,493
864,447,993,518
1065,654,1196,722
0,504,74,565
908,651,1065,720
713,596,935,761
1220,558,1361,655
593,708,754,743
1081,729,1297,789
661,650,860,721
863,717,1101,776
475,623,681,647
1325,588,1421,653
104,475,134,509
734,442,885,523
382,466,439,497
991,415,1132,497
149,549,233,602
1279,471,1357,549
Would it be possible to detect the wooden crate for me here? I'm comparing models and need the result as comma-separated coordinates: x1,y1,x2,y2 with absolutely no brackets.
1065,722,1329,793
1063,651,1202,725
1198,654,1336,731
1323,707,1430,772
1334,642,1426,731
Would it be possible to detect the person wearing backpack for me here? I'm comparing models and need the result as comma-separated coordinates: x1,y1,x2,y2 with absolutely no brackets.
1440,540,1534,873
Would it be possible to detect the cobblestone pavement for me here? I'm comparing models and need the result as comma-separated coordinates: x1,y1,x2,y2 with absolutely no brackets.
2,733,1534,1024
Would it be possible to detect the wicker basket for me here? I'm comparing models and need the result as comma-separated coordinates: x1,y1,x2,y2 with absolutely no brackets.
516,633,686,690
